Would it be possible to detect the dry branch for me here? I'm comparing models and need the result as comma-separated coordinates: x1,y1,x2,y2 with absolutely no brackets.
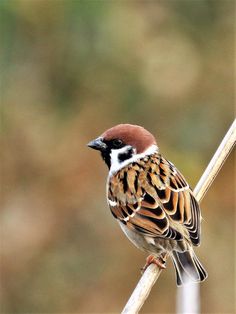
121,119,236,314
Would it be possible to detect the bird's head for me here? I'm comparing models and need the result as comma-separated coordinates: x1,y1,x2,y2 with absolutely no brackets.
87,124,158,173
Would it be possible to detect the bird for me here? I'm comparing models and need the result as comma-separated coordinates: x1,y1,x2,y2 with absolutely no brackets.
87,124,207,286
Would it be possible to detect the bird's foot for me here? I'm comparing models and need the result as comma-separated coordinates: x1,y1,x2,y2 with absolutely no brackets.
141,254,166,273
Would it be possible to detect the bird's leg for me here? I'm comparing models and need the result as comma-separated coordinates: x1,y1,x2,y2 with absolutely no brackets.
141,254,167,273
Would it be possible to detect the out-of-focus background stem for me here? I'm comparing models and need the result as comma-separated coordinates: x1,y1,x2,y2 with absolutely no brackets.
0,1,235,313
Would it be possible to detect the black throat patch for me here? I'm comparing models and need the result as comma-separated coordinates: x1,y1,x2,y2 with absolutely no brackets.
101,150,112,168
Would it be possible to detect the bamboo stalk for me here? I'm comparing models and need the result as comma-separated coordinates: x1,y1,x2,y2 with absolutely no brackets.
121,119,236,314
194,119,236,202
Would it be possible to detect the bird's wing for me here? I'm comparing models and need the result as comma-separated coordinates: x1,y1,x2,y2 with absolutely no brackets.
146,155,201,245
108,155,201,245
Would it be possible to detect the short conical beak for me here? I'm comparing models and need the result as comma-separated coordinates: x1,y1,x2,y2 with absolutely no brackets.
87,137,107,151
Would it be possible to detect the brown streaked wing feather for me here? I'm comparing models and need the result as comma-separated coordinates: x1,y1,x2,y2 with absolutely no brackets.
138,154,201,244
154,156,201,245
125,181,183,240
108,153,200,244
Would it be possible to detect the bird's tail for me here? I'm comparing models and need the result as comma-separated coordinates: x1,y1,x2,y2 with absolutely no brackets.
171,250,208,286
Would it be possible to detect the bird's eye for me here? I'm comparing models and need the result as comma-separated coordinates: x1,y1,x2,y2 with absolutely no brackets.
112,139,123,148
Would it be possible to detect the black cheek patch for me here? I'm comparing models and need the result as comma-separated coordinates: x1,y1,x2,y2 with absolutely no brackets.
118,148,133,163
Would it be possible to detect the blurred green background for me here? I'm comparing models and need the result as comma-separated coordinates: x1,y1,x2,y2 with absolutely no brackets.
1,0,235,313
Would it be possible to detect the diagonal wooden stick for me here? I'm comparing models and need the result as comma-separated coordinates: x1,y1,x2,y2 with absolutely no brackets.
121,119,236,314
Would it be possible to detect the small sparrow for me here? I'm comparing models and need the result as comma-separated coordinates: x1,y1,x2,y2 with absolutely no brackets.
88,124,207,286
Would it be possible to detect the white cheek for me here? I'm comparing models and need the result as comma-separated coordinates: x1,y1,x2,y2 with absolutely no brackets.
110,146,134,171
109,144,158,176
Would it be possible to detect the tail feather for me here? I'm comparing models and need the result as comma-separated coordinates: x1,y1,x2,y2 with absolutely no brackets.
172,250,208,286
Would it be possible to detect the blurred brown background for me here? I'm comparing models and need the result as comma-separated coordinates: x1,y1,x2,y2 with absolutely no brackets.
1,1,235,313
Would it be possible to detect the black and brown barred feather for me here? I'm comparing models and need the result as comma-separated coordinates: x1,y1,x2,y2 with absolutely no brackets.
107,152,201,246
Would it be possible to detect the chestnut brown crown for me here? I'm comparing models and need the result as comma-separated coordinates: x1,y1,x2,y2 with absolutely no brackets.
102,124,156,154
